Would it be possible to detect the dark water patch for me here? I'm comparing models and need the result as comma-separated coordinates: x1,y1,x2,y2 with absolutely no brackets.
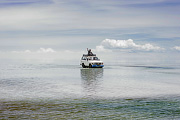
126,65,175,70
152,71,180,75
1,97,180,119
0,77,39,86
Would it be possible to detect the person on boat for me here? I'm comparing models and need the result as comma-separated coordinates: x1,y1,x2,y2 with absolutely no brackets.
87,48,93,56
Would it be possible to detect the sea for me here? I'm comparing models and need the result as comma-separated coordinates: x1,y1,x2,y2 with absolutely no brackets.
0,59,180,119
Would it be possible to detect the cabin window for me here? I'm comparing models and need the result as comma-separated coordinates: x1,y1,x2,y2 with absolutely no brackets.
89,57,93,60
81,57,86,60
93,57,98,60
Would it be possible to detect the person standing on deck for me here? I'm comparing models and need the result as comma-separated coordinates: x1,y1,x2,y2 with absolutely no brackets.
87,48,93,56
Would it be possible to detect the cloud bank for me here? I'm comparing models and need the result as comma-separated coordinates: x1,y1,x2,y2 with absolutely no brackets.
0,0,180,53
173,46,180,51
12,48,56,53
95,39,164,52
37,48,56,53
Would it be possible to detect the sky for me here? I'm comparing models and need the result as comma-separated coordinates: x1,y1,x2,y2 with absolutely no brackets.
0,0,180,64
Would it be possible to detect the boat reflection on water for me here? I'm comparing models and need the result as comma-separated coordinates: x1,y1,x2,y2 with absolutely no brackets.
80,68,104,97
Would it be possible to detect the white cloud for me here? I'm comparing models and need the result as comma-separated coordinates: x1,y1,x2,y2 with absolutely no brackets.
24,50,32,53
96,39,164,52
3,48,82,64
37,48,56,53
173,46,180,51
12,49,32,53
94,45,112,52
12,48,56,53
136,43,162,51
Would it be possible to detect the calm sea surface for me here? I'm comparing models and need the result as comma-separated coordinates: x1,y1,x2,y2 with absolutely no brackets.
0,60,180,119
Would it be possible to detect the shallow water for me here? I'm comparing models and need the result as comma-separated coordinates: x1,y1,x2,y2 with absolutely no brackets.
1,98,180,119
0,60,180,119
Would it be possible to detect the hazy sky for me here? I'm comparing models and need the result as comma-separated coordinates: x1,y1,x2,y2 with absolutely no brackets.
0,0,180,62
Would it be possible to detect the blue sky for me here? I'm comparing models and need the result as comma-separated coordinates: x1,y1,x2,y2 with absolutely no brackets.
0,0,180,62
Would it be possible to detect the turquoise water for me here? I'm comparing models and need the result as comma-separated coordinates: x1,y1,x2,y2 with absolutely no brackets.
0,60,180,119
